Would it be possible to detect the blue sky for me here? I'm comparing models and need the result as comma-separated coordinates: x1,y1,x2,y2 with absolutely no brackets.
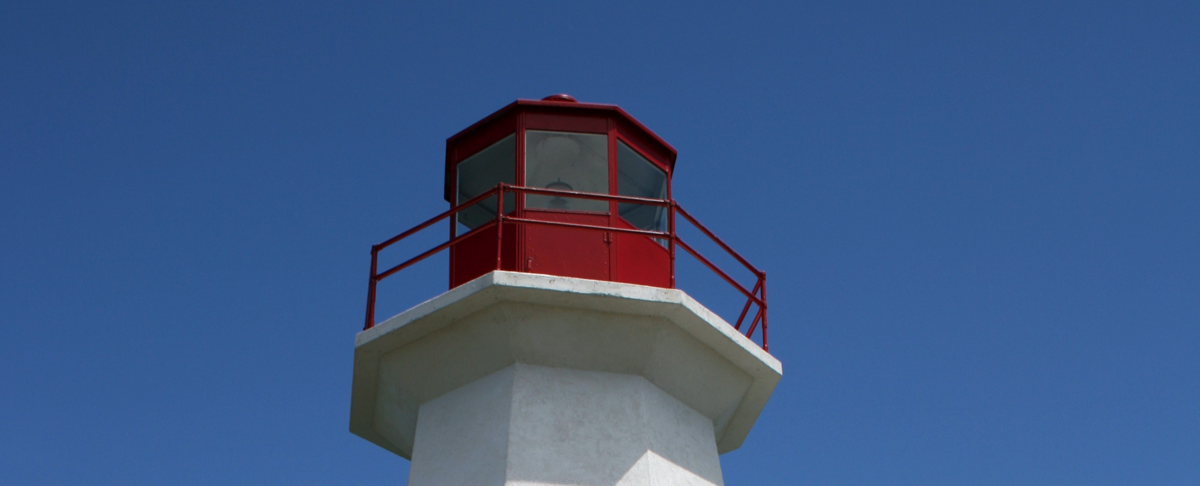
2,1,1197,484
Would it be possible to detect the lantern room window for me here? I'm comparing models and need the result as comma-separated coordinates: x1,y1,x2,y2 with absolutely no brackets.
617,141,668,232
525,131,609,213
456,134,516,230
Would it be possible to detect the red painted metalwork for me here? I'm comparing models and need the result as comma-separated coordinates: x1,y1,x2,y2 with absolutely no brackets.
369,96,768,350
363,183,769,351
444,98,676,206
541,94,578,102
613,217,671,288
445,98,678,290
522,210,611,279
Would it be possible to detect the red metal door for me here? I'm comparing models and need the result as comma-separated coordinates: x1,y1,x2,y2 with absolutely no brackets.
523,210,610,281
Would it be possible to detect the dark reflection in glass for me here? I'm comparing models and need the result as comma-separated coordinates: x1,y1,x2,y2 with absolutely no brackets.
456,135,515,230
617,141,667,233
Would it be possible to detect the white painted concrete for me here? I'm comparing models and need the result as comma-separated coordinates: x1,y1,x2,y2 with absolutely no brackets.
408,366,513,486
409,363,724,486
349,271,782,482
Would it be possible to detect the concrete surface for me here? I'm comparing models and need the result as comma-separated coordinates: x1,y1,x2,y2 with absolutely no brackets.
408,363,725,486
349,271,782,480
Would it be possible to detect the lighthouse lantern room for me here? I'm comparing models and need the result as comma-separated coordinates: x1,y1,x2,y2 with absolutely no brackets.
446,94,677,289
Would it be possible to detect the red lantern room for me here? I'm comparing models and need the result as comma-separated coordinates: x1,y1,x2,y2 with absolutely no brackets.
444,94,677,289
365,94,768,351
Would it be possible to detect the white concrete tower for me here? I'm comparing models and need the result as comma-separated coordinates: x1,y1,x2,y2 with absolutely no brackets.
350,96,780,486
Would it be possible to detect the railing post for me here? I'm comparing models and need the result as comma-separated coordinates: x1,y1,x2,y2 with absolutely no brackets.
760,275,768,352
449,190,457,291
364,246,379,331
669,201,676,288
495,184,504,271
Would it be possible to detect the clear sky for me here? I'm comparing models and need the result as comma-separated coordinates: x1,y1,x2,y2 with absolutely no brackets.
3,1,1198,484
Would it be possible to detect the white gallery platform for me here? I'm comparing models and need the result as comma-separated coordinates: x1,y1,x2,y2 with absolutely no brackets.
349,271,782,486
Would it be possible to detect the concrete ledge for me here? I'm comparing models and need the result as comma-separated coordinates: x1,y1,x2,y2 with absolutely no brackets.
349,271,782,459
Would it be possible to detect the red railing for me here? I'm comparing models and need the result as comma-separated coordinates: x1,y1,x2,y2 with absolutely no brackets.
364,184,768,351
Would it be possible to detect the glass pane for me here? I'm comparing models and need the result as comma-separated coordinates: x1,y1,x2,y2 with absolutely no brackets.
525,131,608,212
456,134,516,230
617,141,668,233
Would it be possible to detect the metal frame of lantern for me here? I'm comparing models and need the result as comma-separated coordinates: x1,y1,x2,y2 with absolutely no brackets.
363,182,769,351
444,98,679,290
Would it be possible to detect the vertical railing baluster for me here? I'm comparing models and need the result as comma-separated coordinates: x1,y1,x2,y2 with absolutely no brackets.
364,246,379,330
669,202,676,288
760,276,768,351
496,185,504,271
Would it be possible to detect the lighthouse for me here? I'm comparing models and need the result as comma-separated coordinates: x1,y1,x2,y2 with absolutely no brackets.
349,95,781,485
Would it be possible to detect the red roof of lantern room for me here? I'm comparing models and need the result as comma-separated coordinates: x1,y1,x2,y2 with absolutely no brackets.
443,97,679,203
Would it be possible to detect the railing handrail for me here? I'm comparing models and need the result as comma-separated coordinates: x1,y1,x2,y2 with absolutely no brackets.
364,183,769,351
513,184,673,207
673,203,764,278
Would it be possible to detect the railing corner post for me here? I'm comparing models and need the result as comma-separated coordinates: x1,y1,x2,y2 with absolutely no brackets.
496,184,505,271
364,247,379,331
669,201,677,288
761,276,768,351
